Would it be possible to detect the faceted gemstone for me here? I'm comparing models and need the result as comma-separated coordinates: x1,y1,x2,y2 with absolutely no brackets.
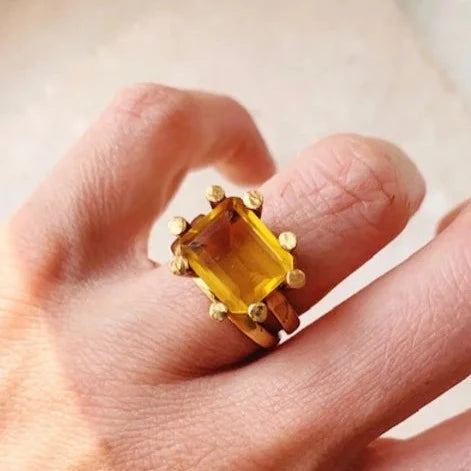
179,197,293,313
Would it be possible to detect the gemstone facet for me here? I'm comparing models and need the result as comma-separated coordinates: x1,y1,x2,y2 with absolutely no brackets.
179,197,293,313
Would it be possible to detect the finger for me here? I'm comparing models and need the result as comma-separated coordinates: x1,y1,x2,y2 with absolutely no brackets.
127,134,424,375
356,409,471,470
10,84,274,279
437,199,471,233
239,202,471,466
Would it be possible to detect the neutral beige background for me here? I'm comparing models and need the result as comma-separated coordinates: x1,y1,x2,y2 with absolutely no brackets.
0,0,470,439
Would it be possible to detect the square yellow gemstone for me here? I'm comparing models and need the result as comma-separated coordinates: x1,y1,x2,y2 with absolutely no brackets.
179,197,293,313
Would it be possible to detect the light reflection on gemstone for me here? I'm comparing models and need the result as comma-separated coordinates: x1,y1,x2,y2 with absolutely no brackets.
180,197,293,313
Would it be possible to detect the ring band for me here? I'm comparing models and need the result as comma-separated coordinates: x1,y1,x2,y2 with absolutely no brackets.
266,290,300,334
168,185,305,347
228,313,279,348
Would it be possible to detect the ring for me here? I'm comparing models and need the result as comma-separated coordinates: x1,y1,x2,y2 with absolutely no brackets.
168,185,305,347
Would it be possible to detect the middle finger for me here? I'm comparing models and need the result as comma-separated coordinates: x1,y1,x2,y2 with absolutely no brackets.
134,134,425,374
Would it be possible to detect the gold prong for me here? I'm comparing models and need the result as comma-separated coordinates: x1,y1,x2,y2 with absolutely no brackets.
286,269,306,289
169,255,190,275
168,216,189,236
209,301,228,321
242,190,263,213
205,185,225,207
278,231,297,251
247,302,268,323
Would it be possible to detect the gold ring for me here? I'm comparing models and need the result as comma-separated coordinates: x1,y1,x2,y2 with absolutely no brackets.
168,185,305,347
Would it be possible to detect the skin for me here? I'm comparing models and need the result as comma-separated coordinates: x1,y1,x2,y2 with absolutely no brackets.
0,83,470,470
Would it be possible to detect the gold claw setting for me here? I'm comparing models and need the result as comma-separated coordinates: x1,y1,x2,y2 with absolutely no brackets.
168,216,189,236
168,185,305,347
209,301,229,321
205,184,226,207
286,269,306,289
242,190,264,211
169,255,190,276
248,302,268,323
278,231,297,251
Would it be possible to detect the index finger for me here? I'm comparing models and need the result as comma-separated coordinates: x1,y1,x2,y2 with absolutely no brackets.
11,84,274,278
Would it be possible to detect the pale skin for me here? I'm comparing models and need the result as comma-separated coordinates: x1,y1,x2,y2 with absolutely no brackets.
1,84,470,471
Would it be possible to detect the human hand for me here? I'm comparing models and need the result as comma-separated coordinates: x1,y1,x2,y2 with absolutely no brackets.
1,84,469,470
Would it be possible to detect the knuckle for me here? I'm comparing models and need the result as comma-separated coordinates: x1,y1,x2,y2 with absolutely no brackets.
425,209,471,331
434,255,471,333
445,210,471,296
111,83,195,134
446,256,471,302
0,220,49,311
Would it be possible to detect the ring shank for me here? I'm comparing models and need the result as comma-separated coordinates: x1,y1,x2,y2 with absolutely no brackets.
266,290,300,334
194,277,299,347
228,314,279,348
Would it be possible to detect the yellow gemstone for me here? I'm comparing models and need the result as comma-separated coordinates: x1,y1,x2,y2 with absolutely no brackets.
180,197,293,313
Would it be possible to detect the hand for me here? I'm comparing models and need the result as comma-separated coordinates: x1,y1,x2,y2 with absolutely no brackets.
1,84,469,471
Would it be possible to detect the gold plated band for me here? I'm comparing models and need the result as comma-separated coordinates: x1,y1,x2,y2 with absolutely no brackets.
266,290,300,334
195,278,301,346
194,277,300,347
228,314,279,348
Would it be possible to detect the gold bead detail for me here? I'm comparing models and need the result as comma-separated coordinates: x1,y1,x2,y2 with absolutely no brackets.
242,190,263,210
286,269,306,289
169,255,190,275
248,302,268,323
205,185,225,204
278,231,297,251
168,216,188,236
209,301,228,321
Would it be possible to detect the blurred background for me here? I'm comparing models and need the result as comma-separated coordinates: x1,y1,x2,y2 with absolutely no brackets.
0,0,470,439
